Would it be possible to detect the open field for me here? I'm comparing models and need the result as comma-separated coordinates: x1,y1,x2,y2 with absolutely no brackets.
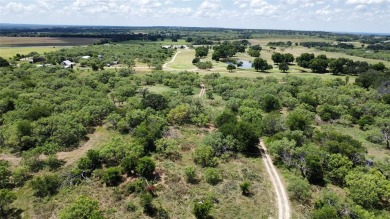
0,46,65,58
166,49,356,82
0,37,101,47
119,39,188,45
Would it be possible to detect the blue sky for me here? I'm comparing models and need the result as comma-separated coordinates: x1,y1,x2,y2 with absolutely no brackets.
0,0,389,33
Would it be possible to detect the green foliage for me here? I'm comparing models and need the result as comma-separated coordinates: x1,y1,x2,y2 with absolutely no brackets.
261,112,286,136
59,195,104,219
204,168,222,185
126,202,137,212
247,48,260,57
345,169,390,209
31,174,61,197
193,145,218,167
0,189,16,218
136,157,156,179
318,104,341,121
140,192,155,215
261,94,281,112
227,64,236,72
312,205,338,219
239,181,252,196
358,115,375,129
195,61,213,69
325,154,352,186
121,154,138,175
126,179,146,194
252,57,272,72
195,47,209,57
167,104,191,124
0,161,11,189
279,62,289,72
309,57,328,73
215,110,237,127
141,94,168,111
102,166,122,186
193,199,213,219
219,122,259,152
0,57,10,67
296,53,315,68
184,166,197,183
287,176,311,203
286,108,314,132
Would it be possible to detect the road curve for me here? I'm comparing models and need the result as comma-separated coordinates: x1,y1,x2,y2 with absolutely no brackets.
163,50,181,69
260,139,291,219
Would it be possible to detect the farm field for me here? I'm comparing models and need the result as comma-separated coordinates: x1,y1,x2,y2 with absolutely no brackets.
0,46,65,58
0,37,101,47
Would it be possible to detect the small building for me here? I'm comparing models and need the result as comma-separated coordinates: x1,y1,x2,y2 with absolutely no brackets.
61,60,75,68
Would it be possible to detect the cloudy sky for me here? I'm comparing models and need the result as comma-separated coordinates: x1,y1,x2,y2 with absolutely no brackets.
0,0,389,33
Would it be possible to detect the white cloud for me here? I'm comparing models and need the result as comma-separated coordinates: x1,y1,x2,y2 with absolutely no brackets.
346,0,389,4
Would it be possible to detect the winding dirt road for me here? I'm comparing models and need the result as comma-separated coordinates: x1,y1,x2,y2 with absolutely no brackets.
163,50,181,69
260,139,291,219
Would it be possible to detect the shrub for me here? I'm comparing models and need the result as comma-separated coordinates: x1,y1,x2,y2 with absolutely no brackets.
193,145,218,167
193,199,213,219
184,166,197,183
121,154,138,175
204,168,222,185
102,167,122,186
59,195,104,219
136,157,156,179
126,202,137,212
358,115,375,129
140,192,155,215
240,181,252,196
126,179,146,194
287,176,311,203
31,174,61,197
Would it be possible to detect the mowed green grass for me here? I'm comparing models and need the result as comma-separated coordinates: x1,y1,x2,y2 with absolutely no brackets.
168,48,356,82
0,46,65,58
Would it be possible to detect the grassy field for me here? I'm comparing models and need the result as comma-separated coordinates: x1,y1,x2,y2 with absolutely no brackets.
119,39,188,45
0,46,65,58
167,49,356,82
0,37,101,47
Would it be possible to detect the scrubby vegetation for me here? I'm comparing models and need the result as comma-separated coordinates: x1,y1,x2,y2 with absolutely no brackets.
1,28,389,218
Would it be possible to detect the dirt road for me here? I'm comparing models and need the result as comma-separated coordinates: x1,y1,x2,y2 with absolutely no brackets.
260,139,291,219
163,51,181,69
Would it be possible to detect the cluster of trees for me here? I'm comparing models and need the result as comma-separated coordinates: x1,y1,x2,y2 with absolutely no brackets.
300,41,354,49
211,41,246,61
271,52,294,64
296,53,388,74
252,58,273,72
247,44,262,57
267,41,293,47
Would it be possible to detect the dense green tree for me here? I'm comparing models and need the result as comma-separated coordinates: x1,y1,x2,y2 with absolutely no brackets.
261,94,281,112
252,57,272,72
195,47,209,57
141,94,167,111
240,181,252,196
346,170,390,209
121,154,139,175
279,62,289,72
296,53,315,68
215,110,237,127
272,53,284,64
0,161,11,189
287,176,311,203
325,154,352,186
286,108,314,132
309,57,328,73
227,64,236,72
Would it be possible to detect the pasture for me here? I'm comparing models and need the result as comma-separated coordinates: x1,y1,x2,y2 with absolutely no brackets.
0,37,101,47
